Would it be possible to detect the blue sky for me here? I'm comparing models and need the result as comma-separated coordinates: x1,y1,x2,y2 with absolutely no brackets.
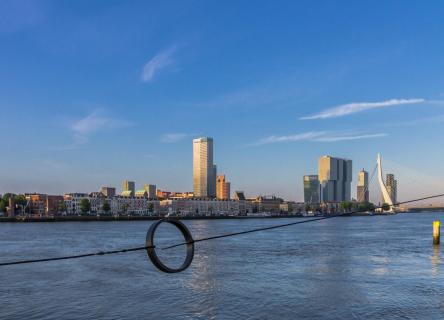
1,0,444,203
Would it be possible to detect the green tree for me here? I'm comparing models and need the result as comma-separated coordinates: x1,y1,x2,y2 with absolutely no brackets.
58,202,67,213
358,201,375,212
381,203,390,211
14,195,27,206
148,203,154,213
102,201,111,214
340,201,353,212
0,199,7,213
2,193,14,203
80,198,91,214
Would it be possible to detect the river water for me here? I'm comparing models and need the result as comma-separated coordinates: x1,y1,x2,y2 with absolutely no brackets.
0,213,443,319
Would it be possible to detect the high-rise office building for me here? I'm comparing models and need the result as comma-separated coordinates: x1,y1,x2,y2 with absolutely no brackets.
216,175,231,200
385,174,397,204
101,187,116,198
303,175,320,203
318,156,352,202
122,180,135,196
144,184,157,199
357,169,369,202
193,137,215,198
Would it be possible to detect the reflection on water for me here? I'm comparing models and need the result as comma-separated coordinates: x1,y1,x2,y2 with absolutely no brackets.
431,245,440,278
0,213,443,320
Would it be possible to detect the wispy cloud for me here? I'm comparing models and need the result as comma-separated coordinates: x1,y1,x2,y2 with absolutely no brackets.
314,133,387,142
67,110,133,148
160,133,193,143
141,46,177,83
251,131,387,146
300,98,425,120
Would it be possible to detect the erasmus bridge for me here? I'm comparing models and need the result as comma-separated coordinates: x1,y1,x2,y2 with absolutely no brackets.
376,153,396,212
356,153,397,212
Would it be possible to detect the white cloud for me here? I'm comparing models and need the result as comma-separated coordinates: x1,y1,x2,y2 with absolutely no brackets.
141,46,176,82
68,110,133,147
160,133,191,143
300,98,425,120
252,131,387,146
313,133,387,142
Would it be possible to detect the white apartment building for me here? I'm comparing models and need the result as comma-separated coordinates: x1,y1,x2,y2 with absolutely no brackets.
160,198,253,216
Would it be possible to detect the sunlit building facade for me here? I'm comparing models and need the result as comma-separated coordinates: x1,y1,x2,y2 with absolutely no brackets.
121,180,135,196
216,175,231,200
357,169,369,202
318,156,352,202
193,137,215,198
144,184,157,199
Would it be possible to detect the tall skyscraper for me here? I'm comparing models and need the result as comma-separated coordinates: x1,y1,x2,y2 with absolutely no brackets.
193,137,215,198
318,156,352,202
385,174,397,204
303,175,320,203
144,184,157,199
357,169,369,202
122,180,135,196
216,175,231,200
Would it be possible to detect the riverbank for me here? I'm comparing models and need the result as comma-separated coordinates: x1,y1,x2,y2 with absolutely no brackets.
0,212,396,223
0,214,307,223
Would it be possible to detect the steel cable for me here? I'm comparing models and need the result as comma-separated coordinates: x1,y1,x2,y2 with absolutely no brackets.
0,193,443,268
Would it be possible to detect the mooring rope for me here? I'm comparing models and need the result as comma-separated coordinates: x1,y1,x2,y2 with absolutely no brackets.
0,193,443,268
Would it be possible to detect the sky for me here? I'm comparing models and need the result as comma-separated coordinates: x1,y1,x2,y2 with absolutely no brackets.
1,0,444,204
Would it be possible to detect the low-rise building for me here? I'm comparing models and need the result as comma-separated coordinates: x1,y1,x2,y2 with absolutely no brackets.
26,193,46,216
26,193,64,216
159,198,252,216
252,196,283,214
46,195,64,215
64,193,89,215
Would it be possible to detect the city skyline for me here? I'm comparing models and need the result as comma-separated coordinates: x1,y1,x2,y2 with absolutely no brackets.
1,1,444,203
0,134,400,205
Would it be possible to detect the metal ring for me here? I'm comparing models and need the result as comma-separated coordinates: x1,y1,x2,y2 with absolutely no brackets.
146,218,194,273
